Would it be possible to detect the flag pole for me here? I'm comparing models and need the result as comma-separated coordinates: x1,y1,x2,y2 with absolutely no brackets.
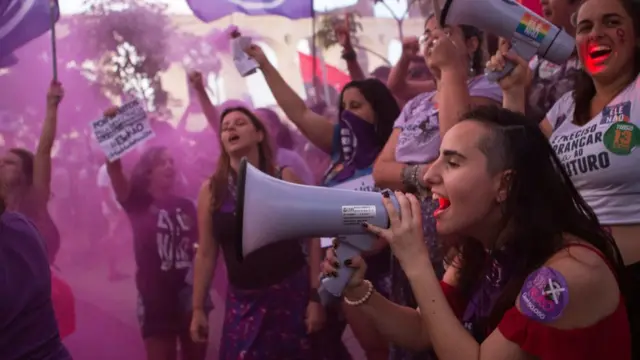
310,0,321,104
49,0,58,81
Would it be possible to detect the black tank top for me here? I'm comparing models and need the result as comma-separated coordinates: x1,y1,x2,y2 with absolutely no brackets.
212,168,306,289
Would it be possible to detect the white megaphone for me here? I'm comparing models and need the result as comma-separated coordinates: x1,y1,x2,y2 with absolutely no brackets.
440,0,575,82
235,158,400,306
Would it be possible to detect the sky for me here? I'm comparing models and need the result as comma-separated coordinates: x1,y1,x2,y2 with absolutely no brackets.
59,0,409,18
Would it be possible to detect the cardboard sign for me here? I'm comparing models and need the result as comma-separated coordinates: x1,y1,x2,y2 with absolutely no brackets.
91,100,155,162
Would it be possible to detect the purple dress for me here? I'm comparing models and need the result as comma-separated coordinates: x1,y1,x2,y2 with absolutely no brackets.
214,171,350,360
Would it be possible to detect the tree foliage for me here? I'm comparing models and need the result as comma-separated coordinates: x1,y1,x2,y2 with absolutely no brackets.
314,12,391,65
314,0,433,66
69,0,175,113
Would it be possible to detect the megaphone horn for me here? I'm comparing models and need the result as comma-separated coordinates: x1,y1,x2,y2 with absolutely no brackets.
234,157,400,304
440,0,575,82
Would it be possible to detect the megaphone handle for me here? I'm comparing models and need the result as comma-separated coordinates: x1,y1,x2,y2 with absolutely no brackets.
486,60,516,82
318,242,361,306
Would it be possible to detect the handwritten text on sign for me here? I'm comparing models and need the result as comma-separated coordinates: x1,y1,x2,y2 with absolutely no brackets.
91,100,155,161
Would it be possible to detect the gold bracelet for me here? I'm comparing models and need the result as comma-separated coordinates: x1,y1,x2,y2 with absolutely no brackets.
344,280,374,306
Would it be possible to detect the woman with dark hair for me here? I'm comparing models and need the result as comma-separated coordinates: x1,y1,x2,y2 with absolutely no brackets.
190,106,326,359
0,81,63,264
245,42,401,359
102,107,207,360
372,16,502,360
254,107,315,185
324,105,632,359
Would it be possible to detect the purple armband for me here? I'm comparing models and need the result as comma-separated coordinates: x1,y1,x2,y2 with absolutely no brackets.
519,267,569,323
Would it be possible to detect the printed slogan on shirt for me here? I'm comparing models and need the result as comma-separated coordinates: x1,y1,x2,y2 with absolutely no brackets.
551,122,610,177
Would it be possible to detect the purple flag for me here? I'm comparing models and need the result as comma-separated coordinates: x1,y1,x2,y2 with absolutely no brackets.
0,0,60,61
187,0,312,23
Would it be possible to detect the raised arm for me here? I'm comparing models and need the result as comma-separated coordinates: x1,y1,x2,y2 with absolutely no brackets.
487,38,532,114
102,107,131,202
334,17,365,81
32,81,63,204
372,118,431,193
245,45,335,154
429,30,495,139
387,38,436,101
188,71,220,134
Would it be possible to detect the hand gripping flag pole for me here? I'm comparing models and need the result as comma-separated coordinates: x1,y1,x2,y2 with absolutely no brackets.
49,0,58,81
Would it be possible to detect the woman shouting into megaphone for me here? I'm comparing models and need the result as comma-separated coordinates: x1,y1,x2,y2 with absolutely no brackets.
323,106,632,359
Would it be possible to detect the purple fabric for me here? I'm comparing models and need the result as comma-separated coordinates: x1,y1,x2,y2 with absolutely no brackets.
277,148,315,185
219,267,311,359
461,251,513,342
0,212,71,360
323,110,380,186
0,0,60,61
186,0,312,23
394,75,503,164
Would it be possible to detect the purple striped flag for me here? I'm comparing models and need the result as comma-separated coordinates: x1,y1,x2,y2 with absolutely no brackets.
0,0,60,61
187,0,313,23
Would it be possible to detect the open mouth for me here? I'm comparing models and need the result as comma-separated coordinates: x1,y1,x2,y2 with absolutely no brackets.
433,194,451,217
228,134,240,143
588,45,612,62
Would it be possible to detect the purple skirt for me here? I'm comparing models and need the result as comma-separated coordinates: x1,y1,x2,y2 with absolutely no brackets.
219,267,312,360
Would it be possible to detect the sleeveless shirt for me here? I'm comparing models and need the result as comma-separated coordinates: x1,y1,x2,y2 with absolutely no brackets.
212,169,306,290
546,74,640,225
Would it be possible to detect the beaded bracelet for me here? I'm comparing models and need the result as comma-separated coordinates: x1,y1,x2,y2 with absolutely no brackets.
344,280,374,306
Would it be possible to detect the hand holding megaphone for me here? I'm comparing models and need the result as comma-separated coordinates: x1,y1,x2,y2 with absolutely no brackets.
322,191,428,302
322,246,367,290
361,191,428,271
486,38,533,92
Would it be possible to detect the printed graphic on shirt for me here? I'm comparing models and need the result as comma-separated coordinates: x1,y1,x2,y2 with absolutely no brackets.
397,109,440,148
550,122,610,177
341,126,356,161
603,122,640,156
156,207,192,271
600,101,632,125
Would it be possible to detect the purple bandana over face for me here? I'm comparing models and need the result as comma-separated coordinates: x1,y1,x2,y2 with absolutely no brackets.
324,110,380,184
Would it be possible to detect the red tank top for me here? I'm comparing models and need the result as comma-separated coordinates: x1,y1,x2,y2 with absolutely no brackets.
497,243,631,359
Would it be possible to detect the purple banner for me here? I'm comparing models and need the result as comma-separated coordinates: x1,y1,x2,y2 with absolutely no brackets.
0,0,60,61
187,0,312,23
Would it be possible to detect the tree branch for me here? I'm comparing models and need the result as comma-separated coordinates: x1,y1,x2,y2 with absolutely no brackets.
377,0,401,21
353,44,392,66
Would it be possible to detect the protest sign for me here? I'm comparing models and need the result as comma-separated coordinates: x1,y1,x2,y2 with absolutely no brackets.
91,100,155,162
